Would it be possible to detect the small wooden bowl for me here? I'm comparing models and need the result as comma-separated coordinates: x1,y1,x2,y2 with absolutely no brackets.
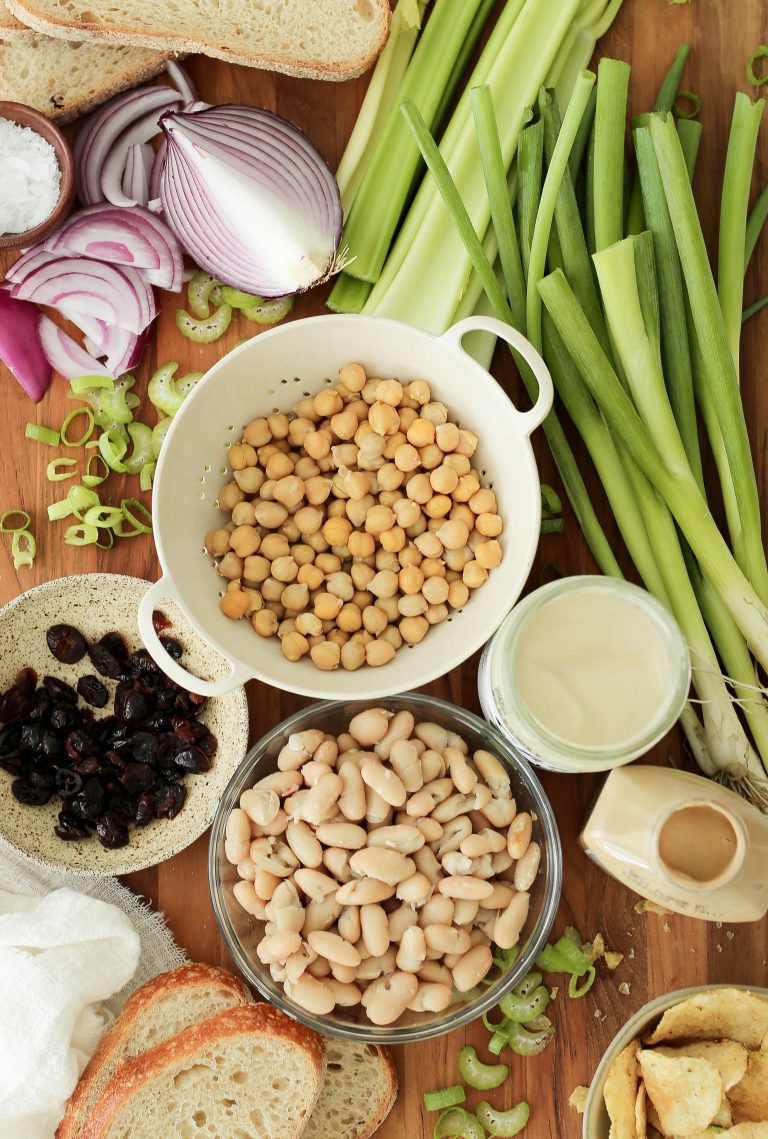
0,100,75,251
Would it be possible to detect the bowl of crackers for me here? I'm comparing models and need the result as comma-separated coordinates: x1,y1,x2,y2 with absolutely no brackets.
583,984,768,1138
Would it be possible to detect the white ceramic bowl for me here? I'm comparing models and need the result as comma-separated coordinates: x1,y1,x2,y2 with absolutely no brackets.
0,574,249,876
138,313,553,698
583,983,768,1138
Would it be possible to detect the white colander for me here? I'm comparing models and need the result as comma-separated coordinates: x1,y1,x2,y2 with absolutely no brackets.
137,313,553,698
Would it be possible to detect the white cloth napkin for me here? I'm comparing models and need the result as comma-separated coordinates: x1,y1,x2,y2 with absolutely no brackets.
0,887,141,1139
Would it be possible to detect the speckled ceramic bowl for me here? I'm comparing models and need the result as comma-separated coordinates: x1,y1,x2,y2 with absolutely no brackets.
0,574,249,876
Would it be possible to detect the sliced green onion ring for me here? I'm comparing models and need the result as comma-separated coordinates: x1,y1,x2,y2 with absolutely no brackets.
120,498,152,533
95,528,115,550
748,46,768,87
98,428,128,472
139,462,156,492
82,505,124,529
70,375,115,394
83,453,109,488
10,529,35,569
568,965,597,998
64,523,99,546
0,510,31,533
424,1087,466,1112
433,1107,485,1139
47,499,74,522
67,484,101,521
25,423,60,446
673,90,701,119
46,457,79,482
60,407,95,447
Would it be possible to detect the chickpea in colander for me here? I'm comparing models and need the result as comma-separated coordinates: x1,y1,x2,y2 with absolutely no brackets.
205,365,503,670
226,708,541,1026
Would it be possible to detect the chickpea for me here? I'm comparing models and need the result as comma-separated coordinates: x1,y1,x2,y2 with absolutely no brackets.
281,582,310,610
375,379,403,406
369,570,399,599
476,540,502,569
293,396,320,421
365,505,396,535
229,442,258,470
253,609,279,637
262,577,284,603
435,422,460,452
290,544,315,568
296,611,323,637
311,641,341,671
406,418,435,447
228,526,260,558
380,526,406,553
336,603,362,632
349,531,376,558
361,378,380,404
430,465,459,495
316,552,342,575
205,528,231,556
294,456,320,480
219,482,245,512
271,475,304,509
230,502,257,528
469,488,497,514
398,406,419,431
476,512,503,538
453,474,481,502
306,531,330,553
406,473,432,504
424,494,452,519
314,593,344,620
282,631,310,661
314,389,343,417
421,558,446,579
341,640,366,670
260,534,289,560
220,590,250,619
376,463,405,492
266,412,290,439
266,451,294,481
288,417,315,448
362,605,388,636
400,615,429,644
375,595,401,623
444,453,471,476
383,432,407,461
366,639,396,667
463,560,489,589
419,443,443,471
269,556,297,583
243,417,271,447
298,563,324,591
368,401,400,436
294,506,324,535
436,519,469,551
323,516,353,546
254,501,288,529
218,552,244,580
351,562,375,590
398,565,424,595
444,546,472,572
339,363,367,392
422,576,450,605
422,401,448,426
304,430,332,460
234,467,265,495
242,555,270,584
330,408,359,440
393,499,421,530
456,428,478,456
398,593,427,618
426,603,449,625
414,531,444,559
380,625,403,650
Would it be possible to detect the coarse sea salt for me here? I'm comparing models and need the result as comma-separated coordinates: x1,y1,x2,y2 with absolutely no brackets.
0,117,61,236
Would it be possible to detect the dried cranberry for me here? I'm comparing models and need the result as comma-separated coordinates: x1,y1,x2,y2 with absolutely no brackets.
76,675,109,708
159,636,183,660
117,689,149,723
72,779,105,820
129,649,159,674
0,722,22,756
55,812,90,841
43,675,78,704
73,756,102,777
11,778,52,806
119,762,156,795
41,731,64,759
155,783,187,819
174,747,211,774
19,724,45,754
0,668,37,721
152,610,172,633
0,755,22,776
28,689,52,722
98,631,129,662
55,768,83,797
94,813,129,849
46,625,88,664
128,731,159,765
87,643,128,680
134,792,156,826
50,704,79,734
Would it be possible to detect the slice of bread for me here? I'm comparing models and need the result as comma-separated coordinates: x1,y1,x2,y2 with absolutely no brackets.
0,31,172,122
78,1003,326,1139
3,0,390,81
303,1040,398,1139
57,963,253,1139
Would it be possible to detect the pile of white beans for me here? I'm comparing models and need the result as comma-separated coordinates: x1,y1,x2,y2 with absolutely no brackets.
225,708,541,1026
206,364,503,671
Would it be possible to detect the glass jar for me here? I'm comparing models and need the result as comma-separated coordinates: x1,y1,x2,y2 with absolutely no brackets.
478,575,691,774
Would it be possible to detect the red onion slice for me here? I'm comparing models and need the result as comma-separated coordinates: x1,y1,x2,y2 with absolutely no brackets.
121,142,153,207
167,62,198,106
44,204,183,290
159,105,343,297
39,316,111,381
84,322,148,374
0,294,51,401
5,247,60,284
12,257,157,335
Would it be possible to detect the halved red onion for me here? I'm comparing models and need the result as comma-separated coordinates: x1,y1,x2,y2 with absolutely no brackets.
121,142,153,207
0,293,51,401
159,105,343,297
39,316,111,381
44,204,183,290
12,257,157,335
75,86,184,207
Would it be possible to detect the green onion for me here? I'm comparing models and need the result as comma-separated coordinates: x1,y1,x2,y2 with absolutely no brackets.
0,510,31,532
82,505,124,529
747,46,768,87
745,183,768,270
63,523,99,546
475,1101,530,1138
98,428,129,472
25,423,60,447
139,462,156,492
433,1107,485,1139
655,44,691,112
568,966,597,998
592,57,630,252
70,375,114,394
457,1047,507,1091
517,118,544,279
10,528,35,569
673,90,701,119
424,1086,467,1112
67,484,101,520
47,499,74,521
82,453,109,488
46,457,79,481
176,303,233,343
60,407,95,447
120,498,152,534
743,294,768,322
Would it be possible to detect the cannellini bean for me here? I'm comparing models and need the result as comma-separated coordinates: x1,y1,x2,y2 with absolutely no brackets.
240,788,280,827
284,789,310,822
323,846,352,884
338,761,367,821
388,739,424,794
254,770,303,797
285,821,324,869
330,961,359,984
433,815,473,858
423,924,471,956
250,808,289,837
294,867,339,901
287,974,336,1015
365,784,392,826
395,872,433,907
441,851,473,876
413,845,441,886
357,947,397,981
335,879,396,906
301,760,334,787
485,883,515,911
349,847,415,885
233,880,267,919
250,839,299,879
236,857,256,882
418,750,446,782
414,721,449,751
349,707,392,746
406,778,453,817
225,836,250,866
302,773,343,826
315,822,367,849
494,891,531,950
507,812,533,859
362,972,419,1025
396,924,427,972
265,880,304,932
514,841,541,891
302,896,343,935
362,817,422,850
452,898,480,926
438,875,494,900
306,954,332,979
361,760,407,808
445,746,477,795
418,895,455,928
307,930,362,967
226,808,251,847
360,903,390,957
257,930,302,964
491,849,514,875
285,943,317,985
374,710,415,759
388,905,420,943
460,829,507,858
452,944,493,992
252,869,282,901
482,798,518,828
408,982,453,1013
414,816,443,843
417,961,454,988
338,905,362,945
431,791,482,824
474,749,512,798
327,979,362,1007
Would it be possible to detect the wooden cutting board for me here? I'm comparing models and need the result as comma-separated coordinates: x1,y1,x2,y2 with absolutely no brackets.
1,2,767,1135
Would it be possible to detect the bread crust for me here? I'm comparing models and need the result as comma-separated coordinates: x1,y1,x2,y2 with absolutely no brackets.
3,0,390,81
361,1045,399,1139
57,964,253,1139
78,1003,326,1139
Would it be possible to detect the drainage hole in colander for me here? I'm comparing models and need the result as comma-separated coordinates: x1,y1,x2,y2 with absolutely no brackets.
227,424,235,431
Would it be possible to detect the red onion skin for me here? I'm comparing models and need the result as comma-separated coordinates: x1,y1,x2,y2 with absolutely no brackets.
0,293,51,401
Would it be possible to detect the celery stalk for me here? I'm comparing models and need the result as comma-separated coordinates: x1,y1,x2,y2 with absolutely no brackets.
568,86,597,179
365,0,584,332
592,58,630,251
538,268,768,668
335,0,430,212
547,0,625,112
326,272,372,314
744,182,768,270
650,111,768,606
718,92,765,374
343,0,495,283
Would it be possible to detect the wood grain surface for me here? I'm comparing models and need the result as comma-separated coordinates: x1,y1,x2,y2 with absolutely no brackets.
2,2,767,1136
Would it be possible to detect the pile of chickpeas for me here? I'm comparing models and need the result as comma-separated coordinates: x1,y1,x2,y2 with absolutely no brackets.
205,364,503,670
224,708,540,1026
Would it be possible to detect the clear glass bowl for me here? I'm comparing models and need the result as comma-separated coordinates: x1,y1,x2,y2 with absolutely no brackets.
209,692,562,1045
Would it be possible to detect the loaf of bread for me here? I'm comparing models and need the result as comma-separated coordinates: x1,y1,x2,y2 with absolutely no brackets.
57,963,253,1139
78,1003,326,1139
0,28,172,122
4,0,391,80
303,1039,398,1139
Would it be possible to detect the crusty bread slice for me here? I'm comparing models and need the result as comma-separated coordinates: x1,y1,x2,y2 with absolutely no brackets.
0,4,34,39
303,1040,398,1139
78,1003,326,1139
3,0,390,81
0,31,172,122
57,963,253,1139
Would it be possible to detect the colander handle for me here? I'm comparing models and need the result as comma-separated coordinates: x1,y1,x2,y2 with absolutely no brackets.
440,316,554,433
138,577,253,697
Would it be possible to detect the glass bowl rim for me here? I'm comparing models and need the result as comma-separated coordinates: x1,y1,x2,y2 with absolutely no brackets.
208,691,563,1044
